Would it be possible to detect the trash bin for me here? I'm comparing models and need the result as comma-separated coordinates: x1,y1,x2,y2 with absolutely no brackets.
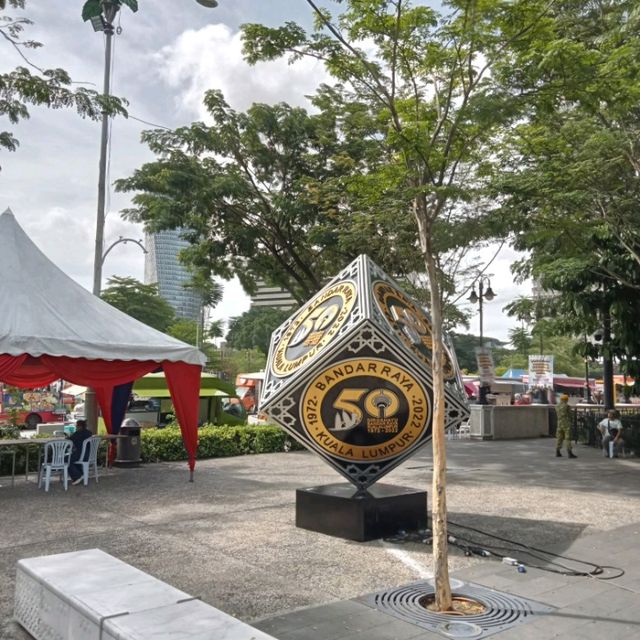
115,418,142,466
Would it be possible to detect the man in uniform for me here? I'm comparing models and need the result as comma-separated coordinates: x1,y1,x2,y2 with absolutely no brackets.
555,394,577,458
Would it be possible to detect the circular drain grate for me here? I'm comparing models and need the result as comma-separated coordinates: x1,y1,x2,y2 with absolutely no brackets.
367,580,553,639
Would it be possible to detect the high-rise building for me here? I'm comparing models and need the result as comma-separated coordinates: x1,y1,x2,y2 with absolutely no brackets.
144,229,202,321
250,280,298,311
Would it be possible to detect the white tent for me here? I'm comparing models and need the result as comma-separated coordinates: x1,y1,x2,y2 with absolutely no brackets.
0,208,203,364
0,208,205,476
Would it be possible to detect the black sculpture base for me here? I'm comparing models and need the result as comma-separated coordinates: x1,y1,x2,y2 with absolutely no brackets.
296,483,427,542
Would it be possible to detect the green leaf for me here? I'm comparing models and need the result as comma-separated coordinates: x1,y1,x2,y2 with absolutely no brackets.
81,0,103,22
120,0,139,13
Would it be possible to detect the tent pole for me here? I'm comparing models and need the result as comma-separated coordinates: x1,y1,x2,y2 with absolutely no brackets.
85,388,98,434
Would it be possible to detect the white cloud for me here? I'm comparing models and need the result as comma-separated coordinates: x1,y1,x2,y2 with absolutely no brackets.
155,24,329,117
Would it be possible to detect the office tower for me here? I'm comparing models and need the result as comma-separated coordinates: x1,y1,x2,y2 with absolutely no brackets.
250,280,298,311
144,229,202,321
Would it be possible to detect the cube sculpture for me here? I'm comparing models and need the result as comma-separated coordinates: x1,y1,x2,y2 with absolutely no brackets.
261,256,469,540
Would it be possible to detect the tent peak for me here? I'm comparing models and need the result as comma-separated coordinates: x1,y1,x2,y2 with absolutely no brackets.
2,207,15,217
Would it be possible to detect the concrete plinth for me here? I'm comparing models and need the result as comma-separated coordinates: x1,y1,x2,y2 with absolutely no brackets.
296,483,427,542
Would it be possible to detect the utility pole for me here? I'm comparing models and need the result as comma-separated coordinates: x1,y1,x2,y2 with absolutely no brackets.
86,2,118,434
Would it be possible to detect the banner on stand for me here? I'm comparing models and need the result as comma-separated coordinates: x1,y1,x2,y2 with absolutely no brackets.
528,355,554,389
474,347,495,385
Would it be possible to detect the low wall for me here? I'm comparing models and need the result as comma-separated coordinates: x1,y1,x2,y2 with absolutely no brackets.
470,405,551,440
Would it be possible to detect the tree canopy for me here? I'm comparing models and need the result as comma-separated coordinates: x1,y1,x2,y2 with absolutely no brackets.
116,89,431,306
225,306,292,355
494,0,640,376
0,0,127,163
241,0,556,609
100,276,176,333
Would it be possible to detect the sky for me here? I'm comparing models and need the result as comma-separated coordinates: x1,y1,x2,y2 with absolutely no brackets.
1,0,530,343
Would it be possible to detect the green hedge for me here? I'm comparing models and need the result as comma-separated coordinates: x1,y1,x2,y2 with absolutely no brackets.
141,424,303,463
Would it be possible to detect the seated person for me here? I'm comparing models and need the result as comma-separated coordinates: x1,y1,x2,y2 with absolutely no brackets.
67,419,93,484
597,410,623,458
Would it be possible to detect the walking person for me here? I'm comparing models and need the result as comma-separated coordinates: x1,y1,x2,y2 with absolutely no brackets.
555,394,577,458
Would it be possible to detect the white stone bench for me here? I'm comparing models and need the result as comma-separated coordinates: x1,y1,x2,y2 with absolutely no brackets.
15,549,277,639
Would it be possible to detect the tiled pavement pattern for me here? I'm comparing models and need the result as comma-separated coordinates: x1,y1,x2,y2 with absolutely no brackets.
1,437,638,639
254,523,640,639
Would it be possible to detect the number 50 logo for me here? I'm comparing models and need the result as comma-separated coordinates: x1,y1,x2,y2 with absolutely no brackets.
331,388,400,432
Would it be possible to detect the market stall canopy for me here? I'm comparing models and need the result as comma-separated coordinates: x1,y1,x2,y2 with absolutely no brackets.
0,210,202,364
133,372,236,398
501,368,526,379
522,374,595,389
0,208,205,477
63,384,88,397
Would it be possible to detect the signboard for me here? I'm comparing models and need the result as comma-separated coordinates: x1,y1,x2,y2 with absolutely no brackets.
474,347,495,385
528,355,554,389
261,255,469,490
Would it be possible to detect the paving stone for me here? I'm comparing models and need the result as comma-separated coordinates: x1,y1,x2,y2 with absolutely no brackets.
3,438,640,640
335,619,433,640
567,619,640,640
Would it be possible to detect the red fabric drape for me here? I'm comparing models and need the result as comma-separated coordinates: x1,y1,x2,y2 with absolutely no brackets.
1,354,202,478
164,361,201,478
40,356,158,387
95,386,114,433
1,355,58,387
95,385,117,467
0,355,158,389
0,354,27,379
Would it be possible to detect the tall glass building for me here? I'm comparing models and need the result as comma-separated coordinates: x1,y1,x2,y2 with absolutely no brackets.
144,229,202,321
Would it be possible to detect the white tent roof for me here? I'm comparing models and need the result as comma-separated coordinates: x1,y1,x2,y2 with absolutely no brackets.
0,209,205,366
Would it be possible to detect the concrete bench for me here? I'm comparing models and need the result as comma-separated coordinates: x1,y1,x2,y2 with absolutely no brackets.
15,549,277,639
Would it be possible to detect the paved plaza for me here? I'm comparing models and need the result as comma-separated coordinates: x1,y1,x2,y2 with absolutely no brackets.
1,437,638,639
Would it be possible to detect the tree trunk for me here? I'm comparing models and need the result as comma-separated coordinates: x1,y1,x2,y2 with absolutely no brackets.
415,194,452,612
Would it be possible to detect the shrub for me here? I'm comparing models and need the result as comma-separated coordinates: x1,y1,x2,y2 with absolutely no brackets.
140,423,303,463
0,425,20,440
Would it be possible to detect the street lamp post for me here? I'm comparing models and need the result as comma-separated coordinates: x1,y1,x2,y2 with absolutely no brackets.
601,310,615,410
85,236,147,432
468,277,496,404
84,0,219,432
90,3,117,298
101,236,147,267
88,0,219,297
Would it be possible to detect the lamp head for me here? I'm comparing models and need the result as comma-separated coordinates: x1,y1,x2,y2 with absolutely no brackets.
483,284,496,301
468,289,479,305
196,0,219,6
89,14,105,31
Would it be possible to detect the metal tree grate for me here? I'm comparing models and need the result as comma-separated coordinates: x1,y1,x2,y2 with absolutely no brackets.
361,579,553,639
